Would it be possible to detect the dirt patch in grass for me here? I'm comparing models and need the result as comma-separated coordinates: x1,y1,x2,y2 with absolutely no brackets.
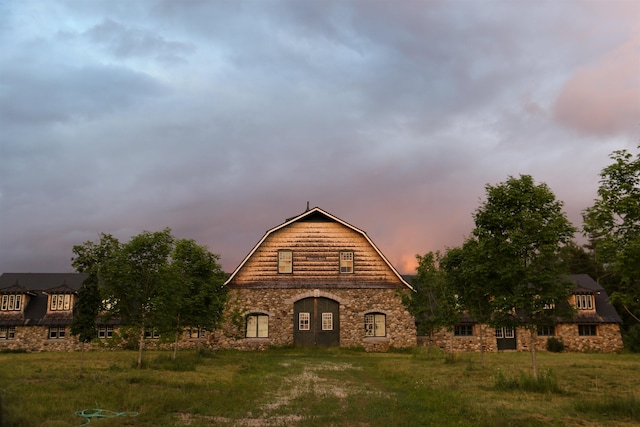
175,360,382,426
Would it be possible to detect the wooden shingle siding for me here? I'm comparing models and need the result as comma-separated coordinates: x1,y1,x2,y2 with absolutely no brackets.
231,221,402,288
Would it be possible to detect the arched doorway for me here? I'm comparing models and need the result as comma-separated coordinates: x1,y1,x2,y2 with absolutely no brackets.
293,297,340,347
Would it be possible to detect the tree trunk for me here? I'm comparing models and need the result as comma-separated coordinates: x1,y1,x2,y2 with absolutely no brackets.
79,341,85,378
530,327,538,379
138,327,145,369
479,325,485,368
173,330,179,360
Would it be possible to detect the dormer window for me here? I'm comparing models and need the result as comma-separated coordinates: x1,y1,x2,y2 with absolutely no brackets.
1,294,21,311
575,294,594,310
340,251,354,274
278,250,293,274
50,294,71,311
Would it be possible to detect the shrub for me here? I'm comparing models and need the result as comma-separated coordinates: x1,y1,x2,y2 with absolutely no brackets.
547,337,565,353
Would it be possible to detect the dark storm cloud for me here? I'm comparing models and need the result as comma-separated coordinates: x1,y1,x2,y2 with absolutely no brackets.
1,0,638,274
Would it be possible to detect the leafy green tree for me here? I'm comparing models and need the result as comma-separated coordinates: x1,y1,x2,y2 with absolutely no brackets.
163,238,228,358
71,234,120,375
470,175,576,377
441,238,495,368
403,252,459,349
583,147,640,349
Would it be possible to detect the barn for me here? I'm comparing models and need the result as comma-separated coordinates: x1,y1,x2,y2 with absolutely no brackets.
213,206,417,351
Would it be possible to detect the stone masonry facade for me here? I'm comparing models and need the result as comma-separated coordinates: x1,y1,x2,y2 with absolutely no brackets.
211,287,417,352
420,322,623,353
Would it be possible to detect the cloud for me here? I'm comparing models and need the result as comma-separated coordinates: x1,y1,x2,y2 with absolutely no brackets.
554,31,640,136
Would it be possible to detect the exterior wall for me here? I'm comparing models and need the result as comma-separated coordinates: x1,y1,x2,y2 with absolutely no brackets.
212,287,417,351
420,323,624,353
0,326,82,352
231,220,402,288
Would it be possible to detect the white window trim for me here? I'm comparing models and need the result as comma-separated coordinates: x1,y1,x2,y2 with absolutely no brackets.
278,250,293,274
364,313,386,337
339,251,354,274
576,294,594,310
322,312,333,331
246,314,269,338
299,312,310,331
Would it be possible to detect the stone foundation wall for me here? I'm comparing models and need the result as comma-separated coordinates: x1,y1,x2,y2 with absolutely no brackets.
420,323,623,353
211,287,417,351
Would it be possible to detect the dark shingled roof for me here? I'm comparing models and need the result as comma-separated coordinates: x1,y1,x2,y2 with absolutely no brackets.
0,273,88,326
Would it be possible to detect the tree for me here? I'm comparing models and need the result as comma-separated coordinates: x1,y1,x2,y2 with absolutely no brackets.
583,147,640,350
162,238,228,358
470,175,576,377
403,252,459,350
441,238,495,368
72,229,228,368
70,234,120,376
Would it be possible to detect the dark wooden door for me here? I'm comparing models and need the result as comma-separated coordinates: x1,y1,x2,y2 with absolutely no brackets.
293,297,340,347
495,327,517,350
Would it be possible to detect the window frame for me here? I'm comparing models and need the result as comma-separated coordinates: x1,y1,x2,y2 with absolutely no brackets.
98,325,114,339
364,313,386,337
1,295,21,312
0,326,16,340
537,325,556,336
298,312,310,331
246,314,269,338
278,250,293,274
50,294,72,312
575,294,594,310
48,326,66,339
321,312,333,331
339,251,354,274
454,324,474,336
578,324,597,336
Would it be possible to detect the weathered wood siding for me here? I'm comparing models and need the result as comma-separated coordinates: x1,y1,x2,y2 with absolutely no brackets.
230,219,403,289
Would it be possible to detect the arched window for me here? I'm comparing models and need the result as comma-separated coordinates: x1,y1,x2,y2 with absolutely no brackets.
364,313,386,337
246,314,269,338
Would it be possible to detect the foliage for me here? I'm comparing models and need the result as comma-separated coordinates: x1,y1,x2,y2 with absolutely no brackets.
403,252,459,337
71,229,227,368
546,337,565,353
583,146,640,349
451,175,577,376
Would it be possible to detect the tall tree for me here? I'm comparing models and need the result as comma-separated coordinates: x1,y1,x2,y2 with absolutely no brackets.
441,238,495,368
70,234,120,376
583,147,640,349
470,175,576,377
403,252,459,348
162,238,228,358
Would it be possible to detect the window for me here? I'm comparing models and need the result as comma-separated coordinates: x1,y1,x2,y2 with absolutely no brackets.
495,327,514,339
0,327,16,340
1,295,21,311
144,328,160,339
246,314,269,338
454,325,473,336
189,328,206,338
339,251,354,274
298,312,310,331
537,325,556,336
278,250,293,274
364,313,386,337
48,326,66,339
50,294,71,311
322,313,333,331
98,326,114,339
578,324,597,336
576,294,594,310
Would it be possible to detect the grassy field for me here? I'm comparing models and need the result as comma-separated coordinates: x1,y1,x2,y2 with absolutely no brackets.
1,347,639,427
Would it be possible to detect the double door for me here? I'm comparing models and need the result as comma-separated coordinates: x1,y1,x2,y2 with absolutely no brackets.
293,297,340,347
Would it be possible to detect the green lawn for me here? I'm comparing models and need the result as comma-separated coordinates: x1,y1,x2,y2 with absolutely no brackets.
1,348,639,426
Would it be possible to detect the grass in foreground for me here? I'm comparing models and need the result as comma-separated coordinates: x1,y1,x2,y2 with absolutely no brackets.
0,347,639,426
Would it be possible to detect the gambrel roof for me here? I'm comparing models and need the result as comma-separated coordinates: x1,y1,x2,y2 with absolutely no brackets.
224,207,413,290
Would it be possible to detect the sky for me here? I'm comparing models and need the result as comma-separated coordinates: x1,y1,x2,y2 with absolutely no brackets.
1,0,639,276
